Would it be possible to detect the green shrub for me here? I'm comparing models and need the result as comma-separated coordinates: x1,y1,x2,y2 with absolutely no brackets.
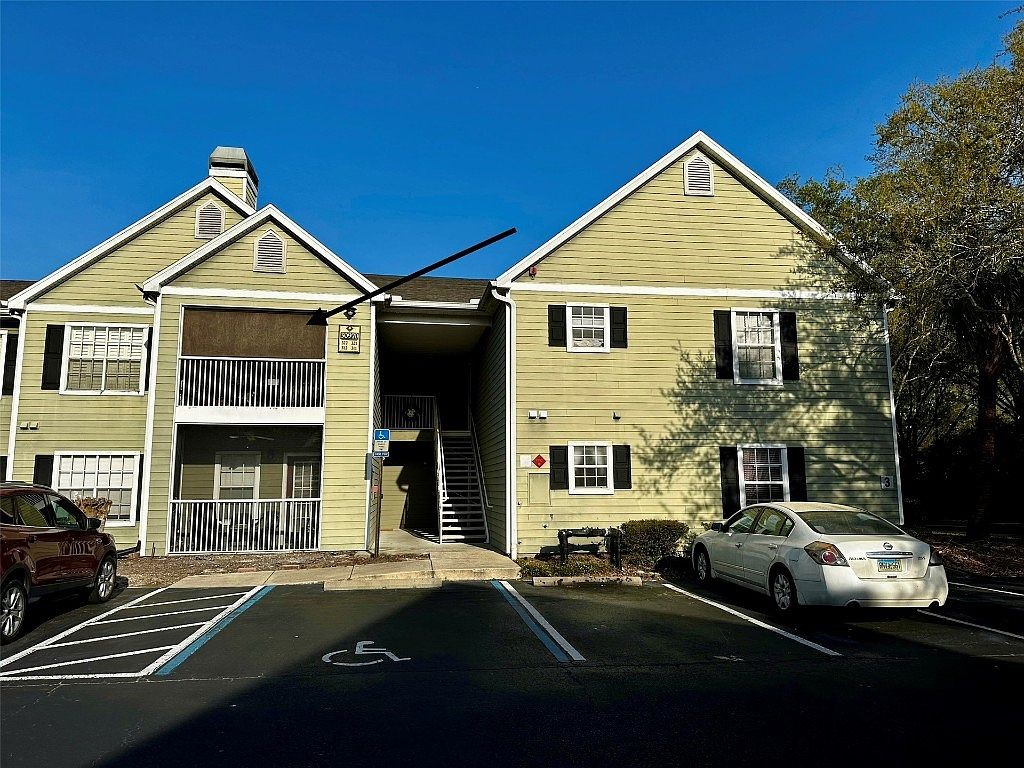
620,519,690,568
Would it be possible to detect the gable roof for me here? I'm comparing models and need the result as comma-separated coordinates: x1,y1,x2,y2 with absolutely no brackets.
494,130,878,287
365,273,489,304
1,280,35,304
142,204,377,293
7,178,254,310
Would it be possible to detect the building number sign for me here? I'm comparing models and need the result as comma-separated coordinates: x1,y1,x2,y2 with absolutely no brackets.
339,325,361,354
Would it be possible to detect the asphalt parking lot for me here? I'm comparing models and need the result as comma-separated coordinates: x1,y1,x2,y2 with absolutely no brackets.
2,575,1022,767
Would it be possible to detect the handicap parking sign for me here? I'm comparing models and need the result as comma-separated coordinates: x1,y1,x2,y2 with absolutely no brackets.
374,429,391,441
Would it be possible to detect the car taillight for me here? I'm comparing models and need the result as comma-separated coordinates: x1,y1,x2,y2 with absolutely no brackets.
928,547,944,567
804,541,849,566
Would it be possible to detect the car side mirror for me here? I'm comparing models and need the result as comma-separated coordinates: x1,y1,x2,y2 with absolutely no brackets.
710,522,724,532
86,517,102,530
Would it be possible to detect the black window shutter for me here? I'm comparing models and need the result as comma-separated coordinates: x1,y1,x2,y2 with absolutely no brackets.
612,444,632,489
610,307,628,348
2,332,17,395
780,312,800,381
713,311,733,380
0,456,7,482
787,446,807,501
719,446,740,516
33,454,54,487
142,327,154,392
548,305,566,347
135,453,145,514
549,445,569,490
41,324,65,390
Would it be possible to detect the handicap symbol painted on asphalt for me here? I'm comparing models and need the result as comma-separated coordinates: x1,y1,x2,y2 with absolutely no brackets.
322,641,410,666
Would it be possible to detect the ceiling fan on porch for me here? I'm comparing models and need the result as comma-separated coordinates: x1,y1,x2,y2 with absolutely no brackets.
306,227,517,325
227,432,276,442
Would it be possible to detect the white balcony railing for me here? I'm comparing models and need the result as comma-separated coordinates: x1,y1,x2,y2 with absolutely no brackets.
380,394,436,430
167,499,321,554
178,357,325,409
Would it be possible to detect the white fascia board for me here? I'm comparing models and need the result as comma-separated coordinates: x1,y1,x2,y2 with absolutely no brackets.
7,179,255,310
493,130,882,289
142,204,376,294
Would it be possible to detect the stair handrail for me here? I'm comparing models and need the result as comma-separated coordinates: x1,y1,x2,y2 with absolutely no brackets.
467,409,491,512
433,397,447,544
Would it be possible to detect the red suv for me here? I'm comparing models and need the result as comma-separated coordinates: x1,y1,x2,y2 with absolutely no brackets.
1,482,118,642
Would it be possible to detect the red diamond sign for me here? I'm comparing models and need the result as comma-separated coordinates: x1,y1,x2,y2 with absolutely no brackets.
532,454,547,468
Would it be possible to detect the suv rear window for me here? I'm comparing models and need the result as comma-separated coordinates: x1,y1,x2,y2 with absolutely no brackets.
0,497,15,525
800,509,904,536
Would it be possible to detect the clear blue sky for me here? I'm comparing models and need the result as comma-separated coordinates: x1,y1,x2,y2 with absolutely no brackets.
1,1,1017,282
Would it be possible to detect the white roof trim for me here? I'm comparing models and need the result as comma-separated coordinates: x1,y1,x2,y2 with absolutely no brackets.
7,178,254,310
494,130,880,287
142,204,377,293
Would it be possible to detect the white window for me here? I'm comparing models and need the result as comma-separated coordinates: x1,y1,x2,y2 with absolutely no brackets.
215,452,261,500
54,453,140,525
732,309,782,384
738,445,789,507
567,304,610,352
62,324,147,394
254,230,286,273
684,154,714,196
284,455,322,499
568,442,613,495
195,201,225,239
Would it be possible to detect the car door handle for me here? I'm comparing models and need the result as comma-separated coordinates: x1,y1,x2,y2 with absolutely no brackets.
27,534,37,544
734,542,743,548
767,544,779,550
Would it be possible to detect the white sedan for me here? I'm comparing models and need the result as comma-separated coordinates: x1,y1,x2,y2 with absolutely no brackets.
692,502,948,613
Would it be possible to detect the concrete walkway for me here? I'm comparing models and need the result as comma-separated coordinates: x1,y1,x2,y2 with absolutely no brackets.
171,540,519,589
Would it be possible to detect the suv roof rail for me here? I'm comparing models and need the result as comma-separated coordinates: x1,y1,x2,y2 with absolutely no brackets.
0,481,52,489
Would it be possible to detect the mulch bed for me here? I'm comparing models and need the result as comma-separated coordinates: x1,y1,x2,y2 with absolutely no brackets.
911,530,1024,579
516,554,655,580
118,551,426,587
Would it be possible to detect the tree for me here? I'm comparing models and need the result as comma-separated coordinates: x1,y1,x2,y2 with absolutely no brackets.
781,21,1024,538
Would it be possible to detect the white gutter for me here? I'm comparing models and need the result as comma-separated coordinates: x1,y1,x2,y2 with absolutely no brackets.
489,285,518,559
5,310,27,481
881,304,905,524
137,293,163,553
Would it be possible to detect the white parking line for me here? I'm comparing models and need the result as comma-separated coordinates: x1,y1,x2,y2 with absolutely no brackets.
663,584,842,657
917,611,1024,641
495,580,585,662
138,592,249,608
44,623,208,649
0,588,168,669
949,582,1024,598
93,604,234,624
0,646,175,677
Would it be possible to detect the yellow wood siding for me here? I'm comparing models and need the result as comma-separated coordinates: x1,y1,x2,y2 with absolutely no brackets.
211,174,246,200
515,151,836,290
171,227,364,293
512,290,899,555
472,308,507,553
37,192,246,307
8,310,148,547
145,295,371,553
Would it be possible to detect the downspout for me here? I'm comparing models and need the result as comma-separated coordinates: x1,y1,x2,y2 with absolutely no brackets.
137,292,162,555
489,285,517,559
881,302,905,524
5,309,28,481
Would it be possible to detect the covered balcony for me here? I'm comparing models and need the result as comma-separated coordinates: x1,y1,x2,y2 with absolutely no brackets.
174,307,326,424
167,425,322,554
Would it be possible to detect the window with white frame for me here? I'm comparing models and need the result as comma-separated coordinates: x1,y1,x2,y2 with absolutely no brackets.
569,442,613,494
568,305,610,352
63,325,147,394
739,446,789,506
55,453,139,523
215,453,260,500
732,310,782,383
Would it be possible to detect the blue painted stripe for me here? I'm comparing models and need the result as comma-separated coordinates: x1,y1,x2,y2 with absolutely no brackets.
490,580,570,662
156,586,274,676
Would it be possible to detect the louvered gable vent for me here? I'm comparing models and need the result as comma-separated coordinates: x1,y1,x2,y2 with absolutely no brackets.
254,231,286,273
195,201,225,239
684,155,714,196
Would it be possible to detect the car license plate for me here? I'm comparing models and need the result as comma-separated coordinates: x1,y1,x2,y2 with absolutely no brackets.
877,558,902,572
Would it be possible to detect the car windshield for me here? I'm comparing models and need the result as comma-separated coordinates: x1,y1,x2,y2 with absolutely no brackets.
799,509,905,535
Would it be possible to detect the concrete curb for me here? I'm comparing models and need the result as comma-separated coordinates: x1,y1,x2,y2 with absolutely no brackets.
532,576,643,587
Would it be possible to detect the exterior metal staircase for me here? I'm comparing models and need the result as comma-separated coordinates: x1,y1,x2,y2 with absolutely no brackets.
438,431,488,543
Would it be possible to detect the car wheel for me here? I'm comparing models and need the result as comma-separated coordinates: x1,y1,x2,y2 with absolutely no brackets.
87,556,117,604
693,547,713,584
770,567,798,614
1,579,28,644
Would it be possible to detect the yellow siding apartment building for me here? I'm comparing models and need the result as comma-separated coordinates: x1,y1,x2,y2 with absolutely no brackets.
1,134,902,559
